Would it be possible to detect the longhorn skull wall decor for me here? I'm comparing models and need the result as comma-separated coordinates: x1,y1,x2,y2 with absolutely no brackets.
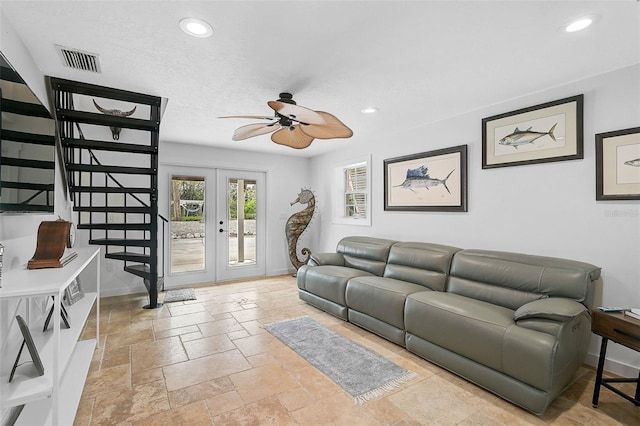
93,99,137,140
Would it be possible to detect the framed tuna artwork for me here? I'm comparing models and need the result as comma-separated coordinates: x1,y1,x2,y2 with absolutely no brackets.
384,145,467,212
596,127,640,201
482,94,583,169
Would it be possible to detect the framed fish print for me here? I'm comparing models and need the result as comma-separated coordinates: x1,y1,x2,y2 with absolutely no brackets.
596,127,640,200
384,145,467,212
482,94,583,169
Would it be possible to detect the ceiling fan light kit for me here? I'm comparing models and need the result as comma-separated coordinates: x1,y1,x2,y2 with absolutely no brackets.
221,92,353,149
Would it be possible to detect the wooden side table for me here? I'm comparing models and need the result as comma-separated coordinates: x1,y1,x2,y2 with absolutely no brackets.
591,309,640,407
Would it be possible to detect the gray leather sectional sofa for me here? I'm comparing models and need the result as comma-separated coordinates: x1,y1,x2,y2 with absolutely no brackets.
296,236,602,415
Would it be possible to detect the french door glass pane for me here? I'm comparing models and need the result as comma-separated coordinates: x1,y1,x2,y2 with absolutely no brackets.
227,178,256,267
170,175,205,273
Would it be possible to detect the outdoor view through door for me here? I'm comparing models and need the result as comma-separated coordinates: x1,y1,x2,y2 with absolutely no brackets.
170,175,205,273
225,178,257,267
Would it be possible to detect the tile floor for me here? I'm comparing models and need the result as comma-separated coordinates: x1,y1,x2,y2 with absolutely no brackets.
75,275,638,425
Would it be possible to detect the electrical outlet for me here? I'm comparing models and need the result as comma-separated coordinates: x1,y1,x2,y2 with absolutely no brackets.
106,261,115,272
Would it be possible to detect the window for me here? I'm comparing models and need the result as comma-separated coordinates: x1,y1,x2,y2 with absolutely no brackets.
344,164,367,219
332,156,371,226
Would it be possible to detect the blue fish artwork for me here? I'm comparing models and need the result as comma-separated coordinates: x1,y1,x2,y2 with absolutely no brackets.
395,166,455,194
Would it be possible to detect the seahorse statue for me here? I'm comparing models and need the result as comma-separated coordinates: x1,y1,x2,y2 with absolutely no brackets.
286,188,315,270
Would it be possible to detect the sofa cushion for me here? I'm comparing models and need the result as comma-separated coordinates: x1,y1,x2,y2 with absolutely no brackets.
448,250,601,310
405,292,515,372
336,236,397,276
406,291,561,391
301,265,374,305
346,276,428,329
383,242,461,291
514,298,588,322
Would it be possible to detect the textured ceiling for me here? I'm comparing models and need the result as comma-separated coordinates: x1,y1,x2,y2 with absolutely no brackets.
2,1,639,157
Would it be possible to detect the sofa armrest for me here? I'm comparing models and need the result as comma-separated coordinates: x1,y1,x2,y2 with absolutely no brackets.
514,298,587,322
309,253,345,267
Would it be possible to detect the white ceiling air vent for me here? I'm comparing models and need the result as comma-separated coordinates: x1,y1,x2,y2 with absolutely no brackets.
55,45,102,73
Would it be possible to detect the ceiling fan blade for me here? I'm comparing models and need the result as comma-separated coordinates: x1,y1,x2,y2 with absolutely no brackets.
299,111,353,139
232,123,279,141
267,101,326,125
219,115,276,120
271,125,315,149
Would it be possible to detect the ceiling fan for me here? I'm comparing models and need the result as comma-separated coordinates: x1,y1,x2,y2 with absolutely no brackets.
220,93,353,149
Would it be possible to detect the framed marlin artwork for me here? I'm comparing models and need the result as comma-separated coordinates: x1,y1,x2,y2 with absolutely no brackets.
482,94,583,169
384,145,467,212
595,127,640,201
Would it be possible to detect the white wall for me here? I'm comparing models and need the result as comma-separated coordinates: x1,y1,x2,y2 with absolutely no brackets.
308,64,640,377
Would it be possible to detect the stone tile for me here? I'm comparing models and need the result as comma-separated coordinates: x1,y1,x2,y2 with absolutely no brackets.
132,401,213,426
152,311,216,332
227,329,250,340
180,331,203,342
246,352,277,367
132,367,164,387
232,333,280,357
277,387,316,412
229,363,300,404
154,324,199,339
100,345,130,369
163,349,251,391
387,376,491,424
168,377,234,408
230,307,269,322
241,319,267,335
131,336,188,373
91,380,170,424
183,333,236,359
167,302,207,317
213,396,295,425
105,327,155,351
82,363,130,398
291,393,381,425
197,317,244,337
205,390,245,416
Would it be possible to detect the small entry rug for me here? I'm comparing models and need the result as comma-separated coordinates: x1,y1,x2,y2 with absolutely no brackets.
266,316,416,403
163,288,197,303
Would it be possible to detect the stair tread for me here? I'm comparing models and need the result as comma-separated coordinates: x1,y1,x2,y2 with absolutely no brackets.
89,238,152,247
56,108,158,131
124,264,151,279
106,251,152,263
71,186,153,193
74,206,152,213
66,164,155,175
78,223,152,230
64,137,156,154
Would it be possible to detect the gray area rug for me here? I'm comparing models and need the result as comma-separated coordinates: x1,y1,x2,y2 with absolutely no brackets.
163,288,197,303
266,316,416,403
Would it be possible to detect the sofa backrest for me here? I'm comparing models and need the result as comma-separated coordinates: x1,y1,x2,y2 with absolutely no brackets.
447,249,601,310
383,242,461,291
336,236,397,276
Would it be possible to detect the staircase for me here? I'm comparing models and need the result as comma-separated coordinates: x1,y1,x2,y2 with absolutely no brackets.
47,77,165,309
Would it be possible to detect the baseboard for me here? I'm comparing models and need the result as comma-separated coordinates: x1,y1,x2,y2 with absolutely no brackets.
584,351,639,378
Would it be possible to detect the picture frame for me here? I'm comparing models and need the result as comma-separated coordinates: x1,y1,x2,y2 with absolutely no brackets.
482,94,583,169
595,127,640,200
384,145,467,212
10,315,45,382
65,278,84,305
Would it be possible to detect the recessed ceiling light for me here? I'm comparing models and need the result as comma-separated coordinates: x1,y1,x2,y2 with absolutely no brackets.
180,18,213,38
361,107,378,114
564,16,594,33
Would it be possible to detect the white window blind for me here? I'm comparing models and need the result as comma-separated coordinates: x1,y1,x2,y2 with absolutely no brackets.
344,164,367,219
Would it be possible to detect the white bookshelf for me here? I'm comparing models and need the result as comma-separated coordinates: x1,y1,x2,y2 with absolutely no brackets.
0,247,100,426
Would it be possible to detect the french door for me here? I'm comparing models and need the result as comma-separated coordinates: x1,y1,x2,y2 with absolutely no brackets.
215,169,265,281
161,165,265,288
